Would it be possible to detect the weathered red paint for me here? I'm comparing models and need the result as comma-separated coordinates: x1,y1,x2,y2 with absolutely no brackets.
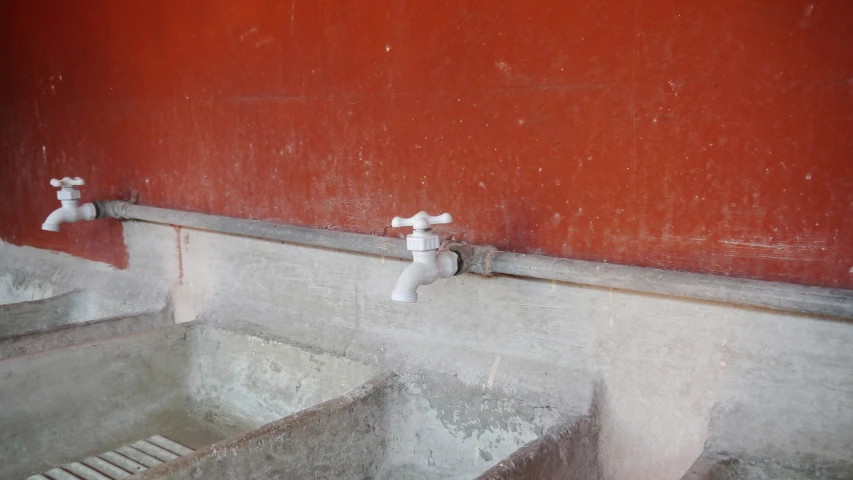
1,1,851,287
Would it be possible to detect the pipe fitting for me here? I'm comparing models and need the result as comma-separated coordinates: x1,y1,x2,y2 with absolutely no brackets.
94,200,131,220
445,242,497,276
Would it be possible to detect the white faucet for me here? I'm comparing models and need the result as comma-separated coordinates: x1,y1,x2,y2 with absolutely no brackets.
390,211,459,303
42,177,97,232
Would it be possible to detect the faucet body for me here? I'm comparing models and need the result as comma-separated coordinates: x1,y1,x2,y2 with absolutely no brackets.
42,177,97,232
42,201,97,232
389,212,458,303
392,248,458,303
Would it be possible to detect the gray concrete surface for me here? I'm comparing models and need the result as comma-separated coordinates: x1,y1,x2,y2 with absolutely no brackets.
2,222,852,479
0,314,585,480
373,371,575,479
169,224,853,480
475,409,601,480
134,375,600,480
134,375,394,480
0,321,377,479
0,269,68,304
0,290,140,337
680,452,853,480
0,304,173,359
0,290,80,335
0,240,169,338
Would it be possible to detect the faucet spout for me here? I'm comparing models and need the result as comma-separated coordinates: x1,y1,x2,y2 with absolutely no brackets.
42,201,97,232
391,250,458,303
391,261,431,303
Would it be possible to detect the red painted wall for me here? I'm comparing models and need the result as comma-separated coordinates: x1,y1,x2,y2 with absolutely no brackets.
1,1,851,288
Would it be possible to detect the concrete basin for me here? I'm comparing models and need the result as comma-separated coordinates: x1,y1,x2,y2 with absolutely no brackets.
0,310,600,479
0,322,378,479
128,369,600,480
0,268,164,339
0,287,161,338
0,306,173,361
0,290,142,337
0,270,68,305
372,378,591,479
680,452,853,480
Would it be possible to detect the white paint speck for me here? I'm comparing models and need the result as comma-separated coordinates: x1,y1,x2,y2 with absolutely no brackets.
478,181,486,189
805,172,812,180
538,168,542,172
255,36,274,48
517,119,525,125
240,27,259,41
804,4,814,16
385,44,391,52
495,60,510,73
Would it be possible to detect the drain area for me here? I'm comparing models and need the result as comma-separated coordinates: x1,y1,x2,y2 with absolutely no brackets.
26,435,194,480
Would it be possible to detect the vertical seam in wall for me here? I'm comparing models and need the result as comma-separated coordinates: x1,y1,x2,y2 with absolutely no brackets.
175,226,183,286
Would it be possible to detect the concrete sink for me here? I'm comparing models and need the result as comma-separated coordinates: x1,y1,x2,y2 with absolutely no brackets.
0,290,141,338
0,270,68,306
0,322,378,479
680,452,853,480
0,314,601,480
0,268,165,340
125,368,601,480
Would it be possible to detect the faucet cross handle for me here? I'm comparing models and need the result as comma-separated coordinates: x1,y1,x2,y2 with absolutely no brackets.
391,211,453,252
50,177,85,201
391,211,452,231
50,177,85,188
